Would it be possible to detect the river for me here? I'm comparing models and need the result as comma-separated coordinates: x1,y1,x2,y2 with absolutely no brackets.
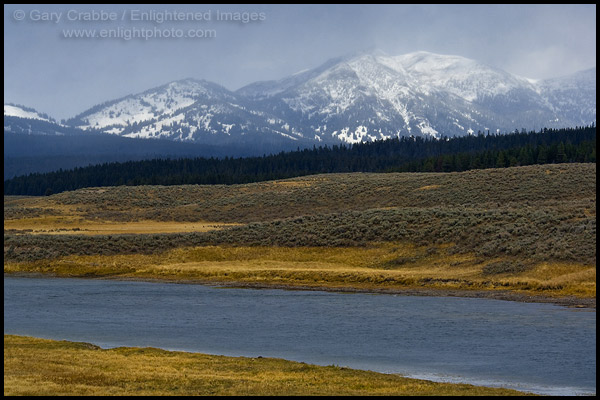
3,276,596,395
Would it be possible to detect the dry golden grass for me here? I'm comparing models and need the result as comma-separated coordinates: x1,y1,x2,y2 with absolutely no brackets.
4,335,531,396
5,243,595,299
416,184,441,190
4,217,239,235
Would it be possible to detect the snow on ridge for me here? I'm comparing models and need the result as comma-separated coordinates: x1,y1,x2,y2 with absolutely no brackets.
52,50,594,146
76,79,211,130
4,104,53,122
374,51,536,102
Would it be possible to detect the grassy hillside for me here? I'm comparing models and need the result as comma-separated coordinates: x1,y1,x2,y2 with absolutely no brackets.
4,164,596,302
7,163,594,223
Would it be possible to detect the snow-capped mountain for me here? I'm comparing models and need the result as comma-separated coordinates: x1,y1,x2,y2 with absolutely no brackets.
11,50,596,146
240,50,594,142
4,104,55,123
65,78,310,145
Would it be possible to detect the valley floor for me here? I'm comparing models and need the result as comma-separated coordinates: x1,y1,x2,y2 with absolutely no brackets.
4,165,595,396
4,164,596,307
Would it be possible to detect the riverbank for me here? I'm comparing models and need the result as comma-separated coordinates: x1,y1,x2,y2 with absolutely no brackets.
174,280,597,309
4,335,532,396
4,241,596,309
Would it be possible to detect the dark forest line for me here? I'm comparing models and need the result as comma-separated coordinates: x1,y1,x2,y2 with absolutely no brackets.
4,125,596,196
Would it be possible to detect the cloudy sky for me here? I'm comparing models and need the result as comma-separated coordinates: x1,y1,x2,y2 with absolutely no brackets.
3,4,596,120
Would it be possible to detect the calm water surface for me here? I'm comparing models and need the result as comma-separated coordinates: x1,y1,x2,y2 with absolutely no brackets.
4,276,596,395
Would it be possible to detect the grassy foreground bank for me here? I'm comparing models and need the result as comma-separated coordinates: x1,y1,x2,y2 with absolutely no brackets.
4,335,531,396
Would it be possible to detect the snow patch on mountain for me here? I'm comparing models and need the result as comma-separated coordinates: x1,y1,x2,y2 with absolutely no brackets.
4,104,55,123
74,79,208,132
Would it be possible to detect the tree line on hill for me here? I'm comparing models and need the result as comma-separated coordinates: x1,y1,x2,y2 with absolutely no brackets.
4,125,596,196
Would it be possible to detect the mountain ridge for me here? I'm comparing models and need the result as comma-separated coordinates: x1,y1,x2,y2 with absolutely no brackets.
5,50,596,146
